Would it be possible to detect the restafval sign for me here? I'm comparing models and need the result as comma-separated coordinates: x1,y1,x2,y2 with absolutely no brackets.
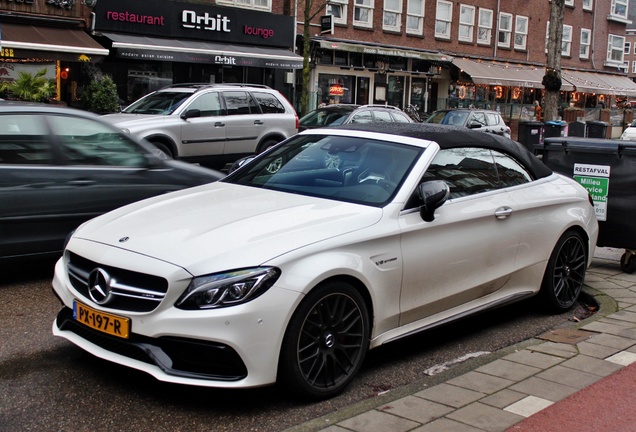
94,0,295,49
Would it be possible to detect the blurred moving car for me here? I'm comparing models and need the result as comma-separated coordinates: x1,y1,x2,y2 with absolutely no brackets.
299,104,413,131
52,123,597,400
426,108,511,138
0,103,223,262
102,83,298,169
620,119,636,140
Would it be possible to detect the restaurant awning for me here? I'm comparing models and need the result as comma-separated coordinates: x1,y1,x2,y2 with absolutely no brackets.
0,22,108,62
99,33,303,69
452,58,575,91
561,70,636,97
316,39,452,63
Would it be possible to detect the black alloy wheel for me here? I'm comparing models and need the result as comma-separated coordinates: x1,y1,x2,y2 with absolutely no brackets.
279,281,370,400
541,230,587,312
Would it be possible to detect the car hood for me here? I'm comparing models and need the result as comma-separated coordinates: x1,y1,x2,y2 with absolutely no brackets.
73,183,382,275
101,113,172,129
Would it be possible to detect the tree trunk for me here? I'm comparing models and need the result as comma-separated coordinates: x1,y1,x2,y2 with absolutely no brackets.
544,0,565,122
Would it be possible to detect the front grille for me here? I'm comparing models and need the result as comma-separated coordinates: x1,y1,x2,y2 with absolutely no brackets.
68,252,169,313
56,307,247,381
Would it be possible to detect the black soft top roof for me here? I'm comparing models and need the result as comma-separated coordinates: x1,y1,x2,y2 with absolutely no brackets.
336,123,553,180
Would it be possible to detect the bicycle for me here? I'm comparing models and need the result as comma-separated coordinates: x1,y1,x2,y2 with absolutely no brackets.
405,104,426,122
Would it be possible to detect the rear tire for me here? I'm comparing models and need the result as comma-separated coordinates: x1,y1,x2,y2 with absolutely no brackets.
541,230,587,312
278,281,370,400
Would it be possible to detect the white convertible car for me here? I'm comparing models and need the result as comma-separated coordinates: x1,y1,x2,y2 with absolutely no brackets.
52,123,598,399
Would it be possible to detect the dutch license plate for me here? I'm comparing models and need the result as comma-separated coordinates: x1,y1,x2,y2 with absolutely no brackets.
73,301,130,339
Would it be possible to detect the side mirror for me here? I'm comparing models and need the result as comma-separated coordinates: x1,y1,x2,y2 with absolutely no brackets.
417,180,450,222
181,109,201,120
468,121,483,129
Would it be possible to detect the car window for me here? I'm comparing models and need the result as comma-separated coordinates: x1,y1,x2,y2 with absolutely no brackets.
349,110,373,124
485,113,500,126
423,148,500,198
491,150,532,187
186,92,222,117
223,91,257,115
47,115,148,167
252,92,286,114
471,112,487,126
0,114,51,164
373,111,393,122
122,91,192,115
391,111,412,123
446,112,469,126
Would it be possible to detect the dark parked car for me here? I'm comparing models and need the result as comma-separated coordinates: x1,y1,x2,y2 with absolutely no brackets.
0,103,223,262
425,108,511,138
299,104,412,131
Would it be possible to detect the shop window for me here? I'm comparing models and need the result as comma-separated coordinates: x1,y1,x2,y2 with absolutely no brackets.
435,1,452,39
458,5,475,43
353,0,374,28
319,50,334,65
514,16,528,50
406,0,424,35
318,74,355,105
335,51,349,66
477,8,493,45
350,53,363,67
383,0,402,31
497,12,512,48
387,76,404,108
580,29,591,59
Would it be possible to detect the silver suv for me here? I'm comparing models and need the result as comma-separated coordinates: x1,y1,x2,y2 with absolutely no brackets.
102,84,298,168
425,108,511,139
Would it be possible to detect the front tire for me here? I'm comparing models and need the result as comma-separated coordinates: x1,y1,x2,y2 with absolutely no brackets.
278,281,370,400
541,230,587,312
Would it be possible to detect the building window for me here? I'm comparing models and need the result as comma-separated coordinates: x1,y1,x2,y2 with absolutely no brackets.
607,34,626,65
580,29,591,59
477,8,493,45
327,0,349,25
565,0,574,5
626,42,632,54
383,0,402,31
217,0,270,11
435,1,453,39
458,5,475,43
353,0,374,27
514,16,528,50
610,0,628,19
406,0,424,35
562,25,572,56
632,61,636,74
498,12,512,48
582,0,593,10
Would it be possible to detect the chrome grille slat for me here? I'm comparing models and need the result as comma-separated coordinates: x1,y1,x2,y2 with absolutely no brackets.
67,252,169,313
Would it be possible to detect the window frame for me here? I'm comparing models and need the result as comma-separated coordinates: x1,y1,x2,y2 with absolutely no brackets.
497,12,513,48
435,0,453,40
582,0,593,10
458,4,475,43
216,0,271,11
607,34,626,66
580,28,591,59
383,0,402,31
353,0,374,28
406,0,424,35
610,0,628,20
327,0,349,25
514,15,528,50
562,24,573,57
477,8,493,45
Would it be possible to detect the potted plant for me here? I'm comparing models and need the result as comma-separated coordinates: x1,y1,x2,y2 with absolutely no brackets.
81,75,121,114
3,69,56,102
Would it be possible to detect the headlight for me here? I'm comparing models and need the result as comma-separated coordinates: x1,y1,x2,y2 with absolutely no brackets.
175,267,281,310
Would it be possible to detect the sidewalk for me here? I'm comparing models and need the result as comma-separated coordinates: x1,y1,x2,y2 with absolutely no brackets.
286,248,636,432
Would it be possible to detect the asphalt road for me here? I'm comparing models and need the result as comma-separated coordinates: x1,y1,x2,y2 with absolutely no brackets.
0,258,596,432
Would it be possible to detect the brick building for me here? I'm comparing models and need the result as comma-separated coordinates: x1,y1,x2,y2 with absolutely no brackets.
298,0,636,121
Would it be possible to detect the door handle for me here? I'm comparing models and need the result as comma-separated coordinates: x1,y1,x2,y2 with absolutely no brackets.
494,207,513,219
214,122,225,127
254,120,264,125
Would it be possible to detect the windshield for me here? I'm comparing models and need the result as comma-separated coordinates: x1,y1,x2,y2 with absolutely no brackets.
123,91,193,115
224,134,422,207
426,111,469,126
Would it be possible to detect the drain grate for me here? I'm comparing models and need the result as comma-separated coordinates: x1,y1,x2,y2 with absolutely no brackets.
536,328,597,345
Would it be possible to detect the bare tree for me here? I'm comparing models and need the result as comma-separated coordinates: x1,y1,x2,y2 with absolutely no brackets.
544,0,565,122
299,0,326,116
